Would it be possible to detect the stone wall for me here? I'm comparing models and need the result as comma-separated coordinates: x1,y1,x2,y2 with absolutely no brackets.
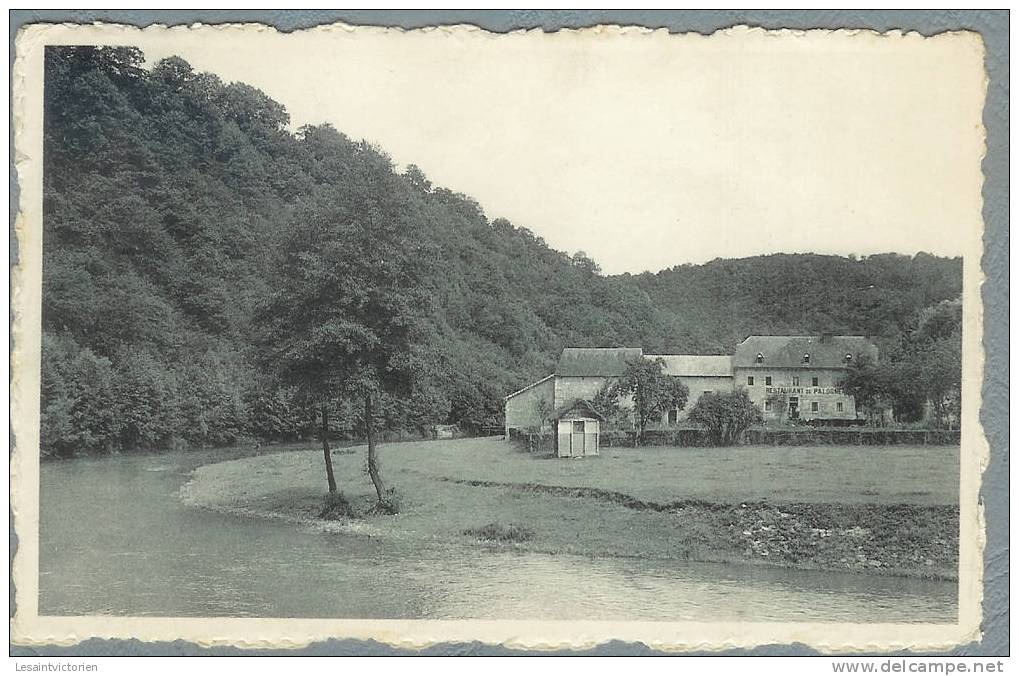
552,375,610,409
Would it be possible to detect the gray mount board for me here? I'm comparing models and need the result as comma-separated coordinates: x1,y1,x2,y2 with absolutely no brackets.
9,9,1008,657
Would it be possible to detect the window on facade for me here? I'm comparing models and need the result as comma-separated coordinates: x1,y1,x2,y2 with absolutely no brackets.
812,377,819,387
756,353,764,364
765,376,772,386
747,376,754,386
792,376,800,386
803,353,810,364
668,408,678,425
836,402,844,412
811,401,819,412
765,400,772,411
572,420,585,433
703,390,712,395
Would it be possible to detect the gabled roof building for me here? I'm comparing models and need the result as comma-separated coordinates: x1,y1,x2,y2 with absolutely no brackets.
504,335,878,435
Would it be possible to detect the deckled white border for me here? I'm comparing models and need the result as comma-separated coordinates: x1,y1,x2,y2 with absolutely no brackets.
10,21,988,652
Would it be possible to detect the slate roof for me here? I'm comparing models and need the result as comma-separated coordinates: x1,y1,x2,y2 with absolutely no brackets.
504,374,555,400
556,347,644,377
645,354,733,377
732,335,878,369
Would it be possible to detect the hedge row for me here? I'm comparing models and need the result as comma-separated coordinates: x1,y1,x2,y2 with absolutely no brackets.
508,427,960,451
507,428,555,453
743,428,960,446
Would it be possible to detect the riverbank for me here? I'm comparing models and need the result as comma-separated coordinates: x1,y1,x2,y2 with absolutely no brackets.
180,438,959,580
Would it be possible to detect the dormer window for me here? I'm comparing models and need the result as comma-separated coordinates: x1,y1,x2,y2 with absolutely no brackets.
802,353,810,364
756,353,764,364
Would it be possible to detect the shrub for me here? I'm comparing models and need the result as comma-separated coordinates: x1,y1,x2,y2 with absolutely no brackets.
688,389,763,446
464,523,535,543
318,492,354,520
374,486,402,515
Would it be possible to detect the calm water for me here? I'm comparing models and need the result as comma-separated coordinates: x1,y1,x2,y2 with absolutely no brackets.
39,450,958,622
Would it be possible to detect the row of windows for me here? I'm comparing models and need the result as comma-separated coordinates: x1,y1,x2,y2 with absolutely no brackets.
747,375,820,387
670,399,845,422
764,401,844,413
755,352,854,364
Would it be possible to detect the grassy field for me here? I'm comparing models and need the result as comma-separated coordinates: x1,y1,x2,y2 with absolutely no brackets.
397,438,959,505
181,437,960,579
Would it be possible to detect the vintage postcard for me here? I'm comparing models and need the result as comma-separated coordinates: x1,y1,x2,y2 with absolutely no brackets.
11,21,988,653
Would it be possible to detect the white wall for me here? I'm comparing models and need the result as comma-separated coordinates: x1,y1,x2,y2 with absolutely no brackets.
504,377,555,434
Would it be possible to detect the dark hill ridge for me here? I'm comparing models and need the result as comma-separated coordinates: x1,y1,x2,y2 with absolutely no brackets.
38,46,963,455
626,252,961,355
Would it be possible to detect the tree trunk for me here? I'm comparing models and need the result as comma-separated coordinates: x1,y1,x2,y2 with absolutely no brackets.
365,394,386,504
635,392,643,446
321,404,337,494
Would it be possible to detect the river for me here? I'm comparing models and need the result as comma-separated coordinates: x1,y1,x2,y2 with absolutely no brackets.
39,449,957,622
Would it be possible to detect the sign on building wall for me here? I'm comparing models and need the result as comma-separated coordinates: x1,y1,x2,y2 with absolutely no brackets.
765,386,845,395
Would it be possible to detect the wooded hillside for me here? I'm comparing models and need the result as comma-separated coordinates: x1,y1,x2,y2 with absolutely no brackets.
38,47,963,455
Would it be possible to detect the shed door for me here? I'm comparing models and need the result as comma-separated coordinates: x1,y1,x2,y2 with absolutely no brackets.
571,420,586,456
584,420,599,456
557,420,571,456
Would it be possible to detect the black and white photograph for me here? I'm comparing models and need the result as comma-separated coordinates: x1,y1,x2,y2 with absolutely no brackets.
10,16,995,655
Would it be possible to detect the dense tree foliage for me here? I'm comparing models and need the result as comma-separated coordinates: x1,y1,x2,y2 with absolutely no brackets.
839,353,894,426
39,47,965,457
610,357,689,444
840,298,962,428
633,253,963,356
258,140,436,503
590,382,633,431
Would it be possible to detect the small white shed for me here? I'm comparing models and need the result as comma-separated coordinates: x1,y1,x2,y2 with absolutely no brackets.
552,400,604,458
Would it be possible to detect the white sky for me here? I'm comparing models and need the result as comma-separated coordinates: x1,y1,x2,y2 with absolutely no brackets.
136,25,986,274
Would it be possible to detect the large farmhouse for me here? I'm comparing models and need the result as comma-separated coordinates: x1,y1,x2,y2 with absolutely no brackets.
504,335,878,436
